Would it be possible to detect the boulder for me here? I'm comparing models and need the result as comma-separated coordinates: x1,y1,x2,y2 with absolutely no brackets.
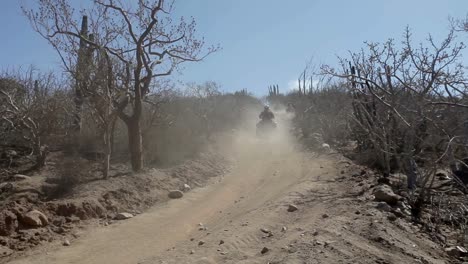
168,190,184,199
445,246,468,257
114,212,134,220
373,185,400,205
21,210,48,227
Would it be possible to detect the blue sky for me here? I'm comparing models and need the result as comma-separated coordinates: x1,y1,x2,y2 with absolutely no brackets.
1,0,467,95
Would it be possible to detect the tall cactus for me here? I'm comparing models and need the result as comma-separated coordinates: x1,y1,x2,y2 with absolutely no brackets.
268,84,279,96
73,15,92,133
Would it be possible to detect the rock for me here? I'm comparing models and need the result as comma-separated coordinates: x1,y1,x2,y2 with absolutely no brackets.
376,202,392,212
219,240,224,245
190,249,195,254
436,170,450,180
198,240,205,246
281,226,287,232
21,210,48,227
182,184,191,192
0,182,14,192
445,246,468,257
287,204,298,212
392,208,404,218
312,230,319,236
114,212,134,220
288,246,297,253
373,185,400,205
0,211,18,236
322,214,329,218
12,174,31,181
63,239,71,246
387,214,397,222
397,201,411,210
0,246,13,257
198,223,207,231
321,143,330,150
261,247,269,254
168,190,184,199
260,228,270,234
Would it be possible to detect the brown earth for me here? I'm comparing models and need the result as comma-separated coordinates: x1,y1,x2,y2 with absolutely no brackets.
0,146,228,260
3,114,458,264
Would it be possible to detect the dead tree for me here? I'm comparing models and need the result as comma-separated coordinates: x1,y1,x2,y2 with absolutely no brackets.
0,71,68,171
23,0,219,172
322,27,467,190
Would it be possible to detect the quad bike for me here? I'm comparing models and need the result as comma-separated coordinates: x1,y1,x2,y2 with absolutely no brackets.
256,119,277,137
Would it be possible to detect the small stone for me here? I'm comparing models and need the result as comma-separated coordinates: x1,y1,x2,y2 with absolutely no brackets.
281,226,287,232
387,215,397,222
190,249,195,254
219,240,224,245
114,212,134,220
261,247,269,254
392,208,404,218
376,202,392,212
182,184,191,192
312,230,319,236
287,204,298,212
13,174,31,181
260,228,270,234
355,210,361,215
288,246,297,253
322,214,329,218
168,190,184,199
198,240,205,246
63,240,71,246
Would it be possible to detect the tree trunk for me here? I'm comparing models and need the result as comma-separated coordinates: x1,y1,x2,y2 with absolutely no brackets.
102,128,111,179
33,137,47,170
127,117,143,171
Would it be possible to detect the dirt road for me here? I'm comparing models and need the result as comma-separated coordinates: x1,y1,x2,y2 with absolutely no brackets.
10,120,447,264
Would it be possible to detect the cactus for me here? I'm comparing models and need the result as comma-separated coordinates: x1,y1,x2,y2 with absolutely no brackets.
268,84,279,96
73,15,94,133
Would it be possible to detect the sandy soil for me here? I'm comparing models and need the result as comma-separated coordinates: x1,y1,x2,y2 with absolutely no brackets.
7,115,451,264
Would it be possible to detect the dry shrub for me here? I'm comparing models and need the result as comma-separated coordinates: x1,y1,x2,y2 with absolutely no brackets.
50,156,90,198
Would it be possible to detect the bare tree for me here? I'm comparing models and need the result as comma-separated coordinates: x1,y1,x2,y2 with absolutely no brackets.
322,27,468,191
23,0,219,171
0,69,70,171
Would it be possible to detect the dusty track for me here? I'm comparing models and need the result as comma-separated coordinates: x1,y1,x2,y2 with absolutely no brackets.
9,116,448,264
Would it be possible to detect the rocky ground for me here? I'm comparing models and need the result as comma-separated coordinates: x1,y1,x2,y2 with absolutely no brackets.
0,129,467,263
0,149,229,261
144,156,459,264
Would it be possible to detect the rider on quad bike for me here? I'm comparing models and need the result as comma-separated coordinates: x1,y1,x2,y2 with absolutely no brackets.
256,105,276,136
259,105,275,121
286,102,296,114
